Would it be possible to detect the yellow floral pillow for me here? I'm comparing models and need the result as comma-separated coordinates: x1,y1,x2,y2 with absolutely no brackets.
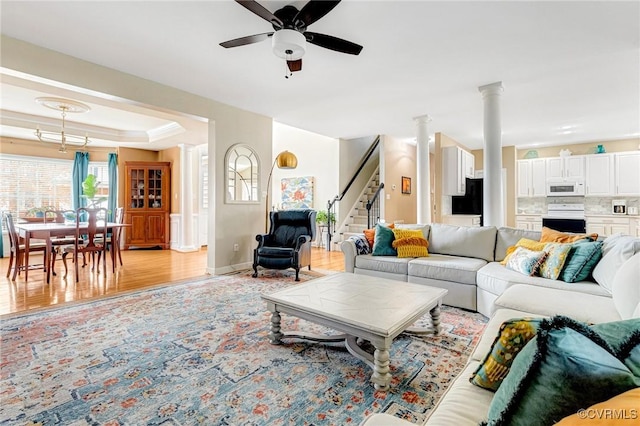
392,228,428,258
539,242,573,280
501,238,547,265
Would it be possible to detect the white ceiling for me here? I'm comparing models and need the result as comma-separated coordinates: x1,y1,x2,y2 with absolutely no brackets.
1,0,639,151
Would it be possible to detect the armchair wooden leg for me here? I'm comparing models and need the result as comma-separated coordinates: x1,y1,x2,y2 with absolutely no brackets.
252,264,258,278
61,252,69,278
295,267,300,282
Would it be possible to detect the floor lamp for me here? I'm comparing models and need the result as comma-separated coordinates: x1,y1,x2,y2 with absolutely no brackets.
265,150,298,232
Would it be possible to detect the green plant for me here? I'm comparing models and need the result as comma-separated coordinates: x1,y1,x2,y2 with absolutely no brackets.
82,174,108,207
316,210,336,225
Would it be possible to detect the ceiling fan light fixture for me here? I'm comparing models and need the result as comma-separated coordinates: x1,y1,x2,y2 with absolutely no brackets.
272,29,306,60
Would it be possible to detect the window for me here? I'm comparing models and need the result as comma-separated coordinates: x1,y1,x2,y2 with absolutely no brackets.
0,154,108,218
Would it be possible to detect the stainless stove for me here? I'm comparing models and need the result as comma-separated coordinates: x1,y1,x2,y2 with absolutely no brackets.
542,203,586,233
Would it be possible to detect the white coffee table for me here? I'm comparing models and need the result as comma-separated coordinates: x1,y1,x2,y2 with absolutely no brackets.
261,272,448,390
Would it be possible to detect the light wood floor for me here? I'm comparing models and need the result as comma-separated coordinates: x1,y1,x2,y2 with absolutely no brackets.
0,247,345,316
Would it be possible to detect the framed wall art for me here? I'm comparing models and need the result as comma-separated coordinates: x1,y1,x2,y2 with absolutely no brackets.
401,176,411,194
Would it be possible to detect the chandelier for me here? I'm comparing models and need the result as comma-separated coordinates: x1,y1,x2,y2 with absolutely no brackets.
34,97,91,153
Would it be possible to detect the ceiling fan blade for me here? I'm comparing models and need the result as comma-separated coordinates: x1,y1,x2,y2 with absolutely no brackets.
235,0,283,28
287,59,302,72
305,32,363,55
219,32,273,48
295,0,341,27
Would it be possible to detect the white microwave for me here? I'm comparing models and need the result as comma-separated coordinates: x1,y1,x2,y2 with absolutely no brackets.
546,179,585,196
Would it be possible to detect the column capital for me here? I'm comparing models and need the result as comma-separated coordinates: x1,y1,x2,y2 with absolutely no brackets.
478,81,504,97
413,114,432,123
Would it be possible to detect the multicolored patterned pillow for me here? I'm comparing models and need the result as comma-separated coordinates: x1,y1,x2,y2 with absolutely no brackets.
500,238,546,265
391,228,428,258
348,235,371,255
470,317,542,391
505,247,547,276
539,242,572,280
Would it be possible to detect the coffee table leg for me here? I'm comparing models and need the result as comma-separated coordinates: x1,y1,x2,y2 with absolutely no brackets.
371,346,391,390
430,304,442,335
268,311,284,344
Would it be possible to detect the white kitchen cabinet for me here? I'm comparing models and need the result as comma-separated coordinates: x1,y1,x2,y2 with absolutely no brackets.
586,216,630,237
585,154,614,196
546,156,585,180
630,217,640,237
443,146,473,196
517,159,546,197
614,152,640,196
515,215,543,231
442,215,481,227
463,150,475,179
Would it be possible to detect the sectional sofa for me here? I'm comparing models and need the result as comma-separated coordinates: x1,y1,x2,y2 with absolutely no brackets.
340,224,640,425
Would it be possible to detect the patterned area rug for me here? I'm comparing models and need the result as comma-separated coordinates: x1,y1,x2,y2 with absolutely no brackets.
1,270,487,425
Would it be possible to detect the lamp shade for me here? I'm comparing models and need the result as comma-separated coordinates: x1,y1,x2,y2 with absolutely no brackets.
276,151,298,169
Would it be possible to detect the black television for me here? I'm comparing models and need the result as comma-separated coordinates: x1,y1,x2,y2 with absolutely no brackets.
452,178,483,222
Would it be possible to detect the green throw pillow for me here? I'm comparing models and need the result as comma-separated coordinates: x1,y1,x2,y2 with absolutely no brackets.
559,240,603,283
483,316,640,426
372,224,397,256
592,319,640,377
470,318,542,391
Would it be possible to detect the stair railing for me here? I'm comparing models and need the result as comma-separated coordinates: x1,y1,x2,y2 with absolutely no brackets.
366,182,385,228
325,135,380,250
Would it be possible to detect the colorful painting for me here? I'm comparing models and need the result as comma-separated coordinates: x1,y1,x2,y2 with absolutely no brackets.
281,176,314,209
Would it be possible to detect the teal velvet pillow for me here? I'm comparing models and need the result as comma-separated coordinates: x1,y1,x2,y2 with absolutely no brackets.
592,319,640,377
484,316,640,426
372,224,397,256
559,240,603,283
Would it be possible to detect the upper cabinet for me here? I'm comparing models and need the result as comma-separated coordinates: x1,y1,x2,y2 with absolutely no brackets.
546,155,585,180
585,154,614,196
615,152,640,196
443,146,474,196
517,159,546,197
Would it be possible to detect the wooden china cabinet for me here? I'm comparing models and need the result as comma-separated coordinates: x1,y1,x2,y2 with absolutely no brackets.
124,161,171,249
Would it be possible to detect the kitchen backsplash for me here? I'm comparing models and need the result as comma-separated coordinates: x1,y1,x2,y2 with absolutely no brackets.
518,197,640,215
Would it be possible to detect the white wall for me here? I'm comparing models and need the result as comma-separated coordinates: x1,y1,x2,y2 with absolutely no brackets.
271,122,339,215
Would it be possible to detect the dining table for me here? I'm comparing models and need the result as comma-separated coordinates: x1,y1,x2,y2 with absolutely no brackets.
15,221,128,283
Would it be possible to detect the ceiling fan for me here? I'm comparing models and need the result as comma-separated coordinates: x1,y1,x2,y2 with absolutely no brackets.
220,0,363,75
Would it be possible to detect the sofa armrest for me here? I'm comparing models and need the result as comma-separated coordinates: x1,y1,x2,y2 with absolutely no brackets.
341,239,357,272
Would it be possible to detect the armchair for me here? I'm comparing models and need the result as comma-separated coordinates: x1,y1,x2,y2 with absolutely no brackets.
252,209,317,281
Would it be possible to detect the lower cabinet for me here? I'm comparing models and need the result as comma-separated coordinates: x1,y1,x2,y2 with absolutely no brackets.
125,212,168,248
586,216,630,237
515,215,542,231
441,215,481,227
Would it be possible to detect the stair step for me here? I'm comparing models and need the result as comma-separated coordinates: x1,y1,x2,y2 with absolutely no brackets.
347,224,367,233
351,215,368,225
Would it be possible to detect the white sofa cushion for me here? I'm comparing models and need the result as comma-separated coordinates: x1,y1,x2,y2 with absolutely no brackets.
395,223,430,240
429,224,497,262
494,284,621,323
611,252,640,319
476,262,610,298
592,233,640,293
355,254,411,275
494,227,541,262
408,254,487,286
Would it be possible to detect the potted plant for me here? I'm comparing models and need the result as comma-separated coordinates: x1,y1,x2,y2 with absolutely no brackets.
82,174,108,208
315,210,336,226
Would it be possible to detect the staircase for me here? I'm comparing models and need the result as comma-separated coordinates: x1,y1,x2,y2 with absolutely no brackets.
332,169,381,249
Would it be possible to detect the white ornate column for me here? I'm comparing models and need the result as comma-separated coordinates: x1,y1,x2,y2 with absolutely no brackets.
478,82,504,227
178,144,198,252
414,114,432,224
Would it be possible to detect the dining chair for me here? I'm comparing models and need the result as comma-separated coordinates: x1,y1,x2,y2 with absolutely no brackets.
2,212,47,281
49,209,85,276
61,207,109,282
94,206,124,269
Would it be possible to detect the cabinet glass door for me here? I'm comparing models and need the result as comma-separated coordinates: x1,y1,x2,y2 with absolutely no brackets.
147,168,163,208
130,168,145,209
